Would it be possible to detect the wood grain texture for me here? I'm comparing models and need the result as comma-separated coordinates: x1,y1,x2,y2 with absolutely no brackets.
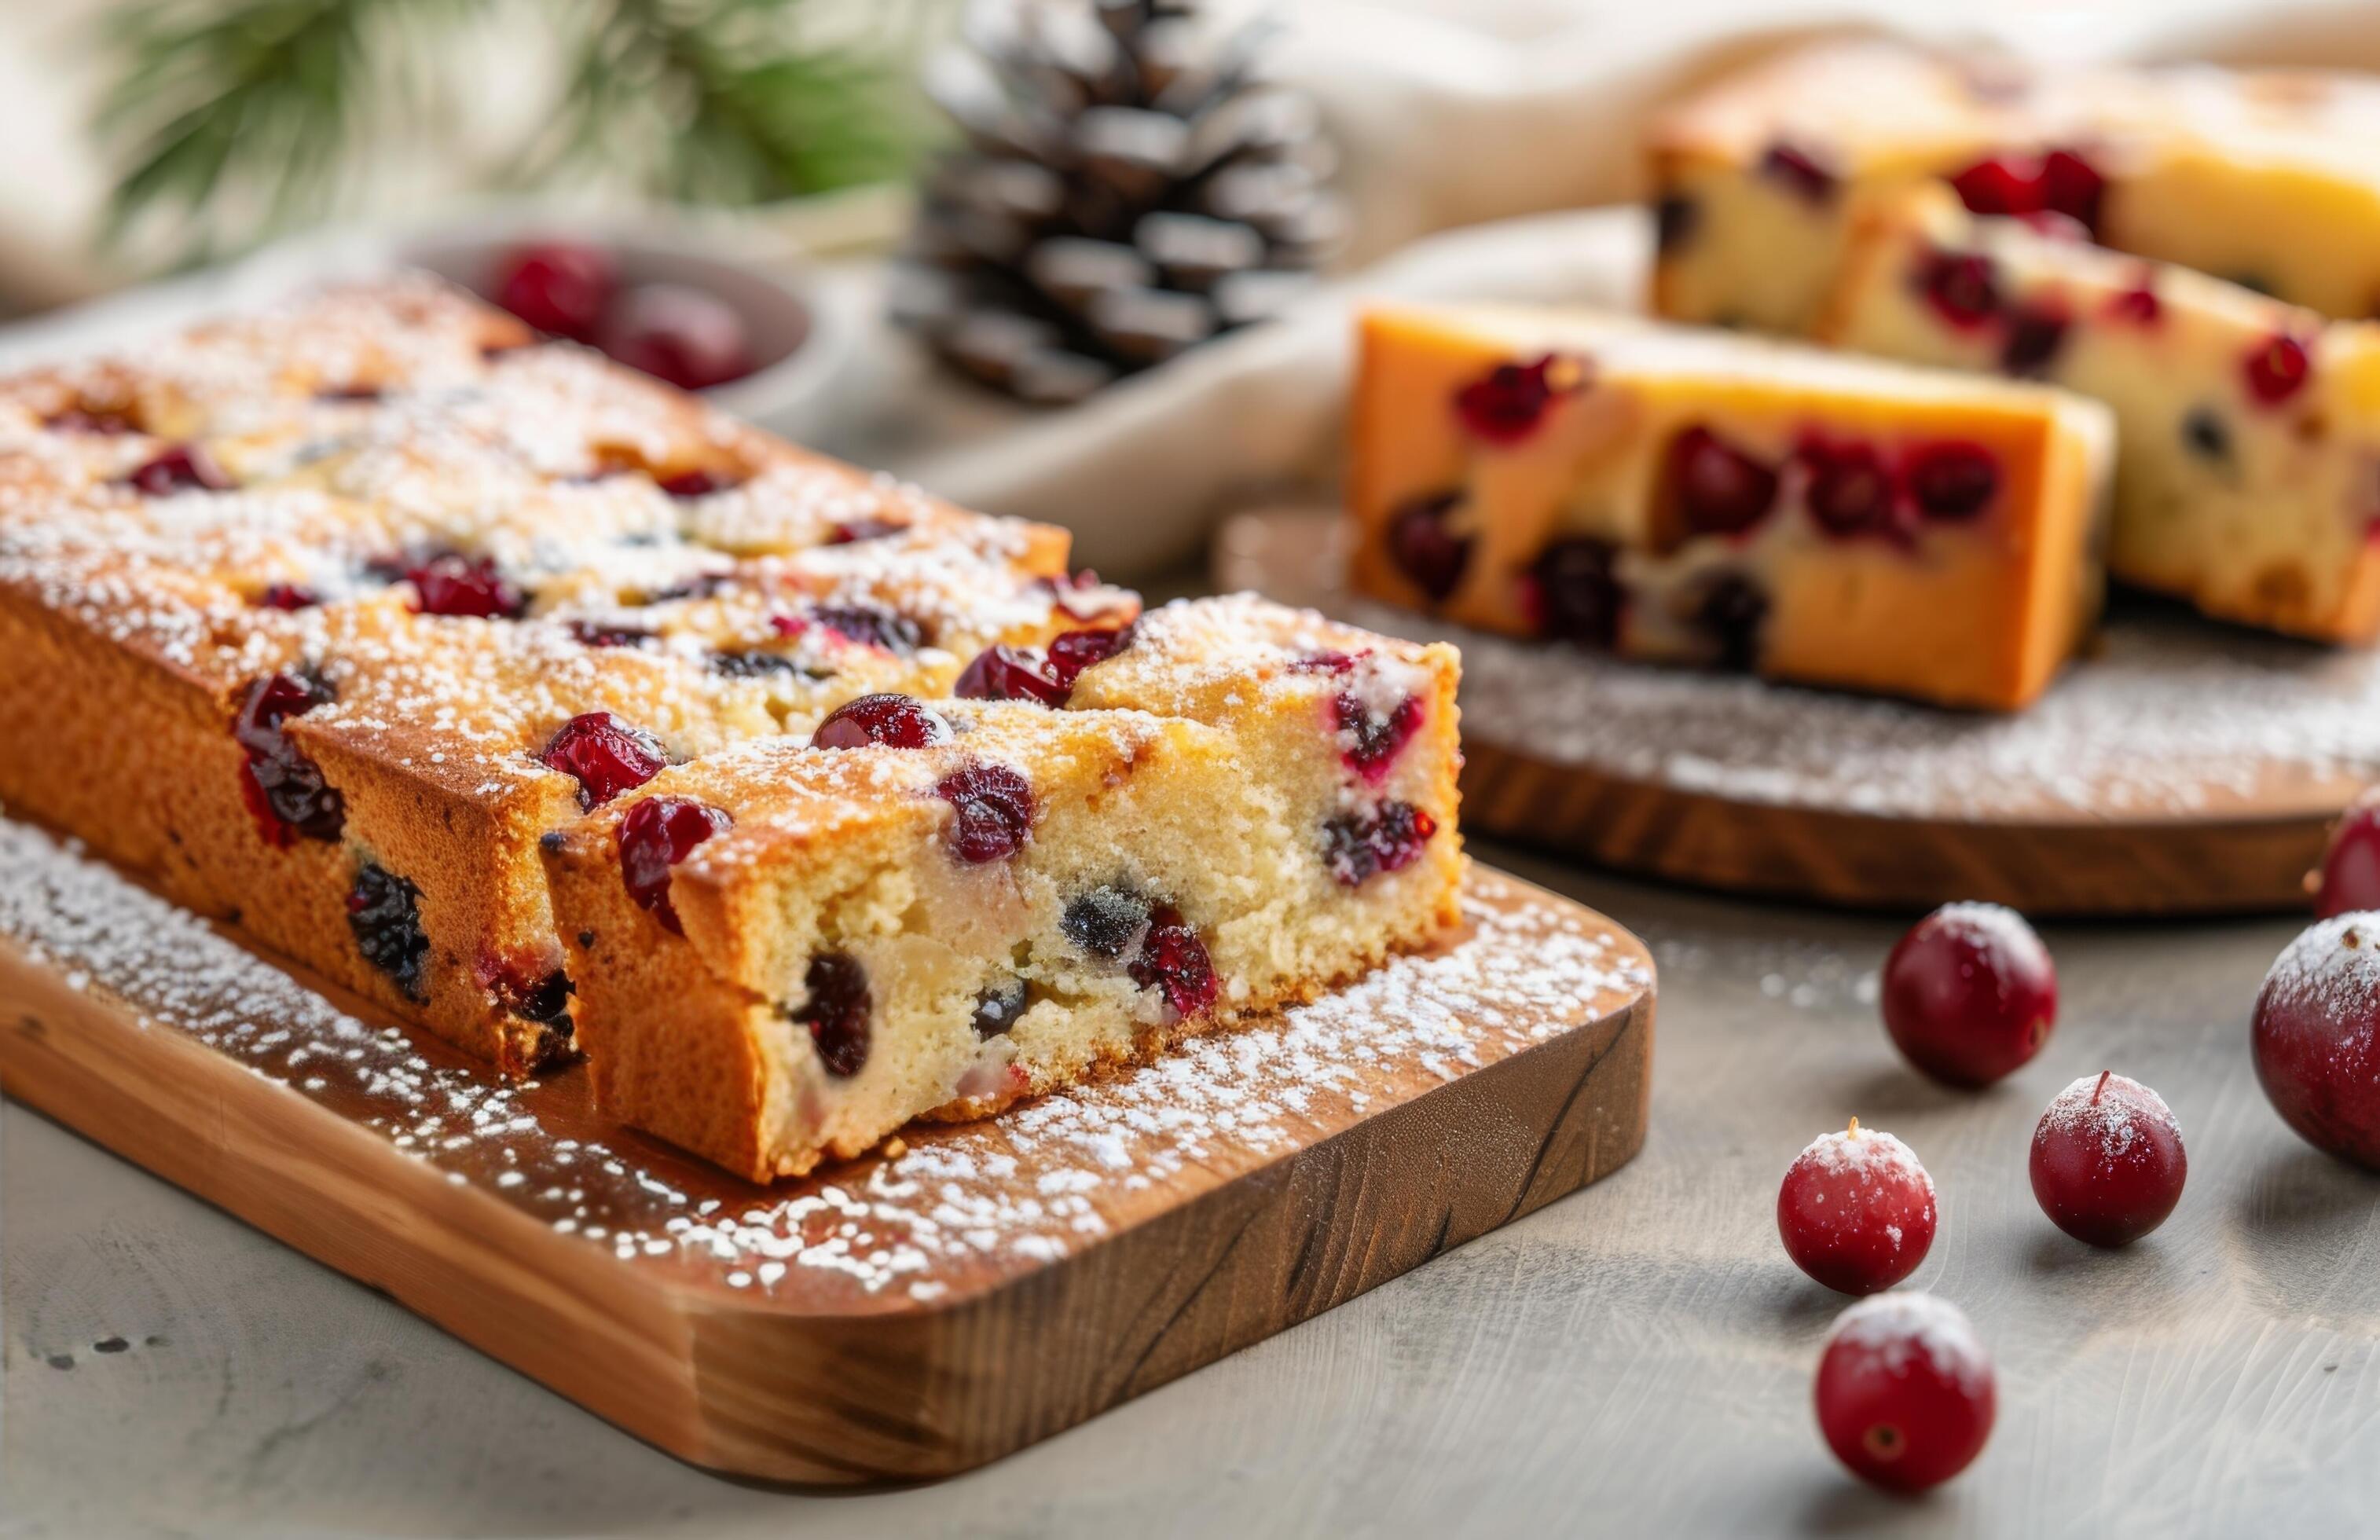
0,830,1652,1486
1216,507,2367,917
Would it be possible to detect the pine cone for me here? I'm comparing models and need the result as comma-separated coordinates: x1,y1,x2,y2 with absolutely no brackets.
894,0,1344,405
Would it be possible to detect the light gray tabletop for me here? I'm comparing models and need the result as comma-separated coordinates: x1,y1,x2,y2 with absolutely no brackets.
6,838,2374,1538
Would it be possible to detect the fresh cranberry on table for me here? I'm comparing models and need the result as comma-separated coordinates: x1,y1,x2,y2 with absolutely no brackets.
616,795,730,934
492,240,616,343
2253,912,2380,1169
1777,1118,1937,1296
1880,901,2057,1087
811,693,952,750
2315,790,2380,918
597,283,754,392
2029,1071,2187,1247
539,713,666,809
1814,1293,1997,1493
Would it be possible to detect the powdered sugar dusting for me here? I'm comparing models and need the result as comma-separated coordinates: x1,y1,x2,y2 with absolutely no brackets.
1827,1292,1993,1392
1797,1127,1934,1197
2259,911,2380,1055
2036,1072,2176,1164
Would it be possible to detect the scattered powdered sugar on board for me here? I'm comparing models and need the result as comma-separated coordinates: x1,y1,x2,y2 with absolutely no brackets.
0,815,1648,1304
1827,1292,1992,1392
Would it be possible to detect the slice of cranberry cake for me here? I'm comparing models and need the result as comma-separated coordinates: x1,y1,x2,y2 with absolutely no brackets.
1817,185,2380,643
540,597,1462,1180
1349,303,2111,710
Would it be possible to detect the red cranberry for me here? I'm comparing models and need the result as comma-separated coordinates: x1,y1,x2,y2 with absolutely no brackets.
568,620,657,648
1289,649,1357,675
617,795,730,934
2244,333,2313,405
2040,148,2105,233
255,583,321,611
407,553,526,619
2030,1071,2187,1247
1998,302,2070,376
2316,790,2380,918
1904,443,2000,522
935,764,1036,863
812,693,951,750
2253,912,2380,1169
539,713,666,809
1386,491,1472,603
812,604,923,655
793,952,871,1077
1527,538,1623,645
2105,273,2162,325
1321,801,1438,886
124,443,233,495
955,644,1068,706
1128,904,1219,1018
232,673,344,846
655,468,740,499
1668,426,1779,538
1452,354,1582,445
597,283,754,392
1882,902,2057,1087
1759,141,1838,204
1047,625,1131,691
1914,248,2001,330
347,864,429,1003
829,516,908,544
1336,688,1424,783
1803,440,1899,539
1777,1119,1937,1296
1815,1294,1996,1493
493,240,616,342
1949,153,2043,217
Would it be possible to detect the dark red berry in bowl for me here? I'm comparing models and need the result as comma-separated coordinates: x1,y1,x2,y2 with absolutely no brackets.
1321,801,1438,886
793,952,872,1077
347,863,430,1003
1047,625,1131,691
2030,1071,2187,1247
2316,790,2380,918
1527,537,1623,645
1777,1118,1937,1296
1949,153,2043,217
598,283,754,392
1128,904,1219,1018
1335,689,1424,783
1803,440,1898,538
407,552,526,619
1385,491,1472,603
955,644,1068,707
1904,442,2000,522
1914,248,2001,329
232,672,344,846
1881,901,2057,1087
1667,425,1778,538
935,764,1036,864
2253,912,2380,1169
1758,141,1838,204
1815,1293,1996,1493
540,712,666,809
1452,354,1582,445
493,240,616,342
812,693,951,750
124,443,233,496
617,795,730,934
2244,332,2313,405
1998,302,2070,376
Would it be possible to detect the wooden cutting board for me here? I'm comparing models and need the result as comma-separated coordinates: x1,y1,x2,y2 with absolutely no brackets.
0,816,1653,1484
1217,508,2377,917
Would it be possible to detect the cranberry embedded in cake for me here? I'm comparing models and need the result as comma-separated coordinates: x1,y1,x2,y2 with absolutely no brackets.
1061,884,1150,959
1384,491,1471,602
347,863,430,1003
254,583,321,611
540,713,667,809
123,444,233,496
1334,684,1423,783
655,468,741,499
1525,537,1623,646
2243,332,2313,405
232,673,345,846
934,764,1036,863
793,952,872,1077
1997,302,2070,376
617,796,731,933
1046,625,1132,692
1127,904,1219,1018
955,644,1067,706
1904,442,2000,522
811,604,923,655
1758,141,1837,204
1667,425,1780,538
1321,801,1437,886
1914,248,2000,330
1452,354,1582,444
1802,439,1899,539
406,552,527,619
812,693,952,750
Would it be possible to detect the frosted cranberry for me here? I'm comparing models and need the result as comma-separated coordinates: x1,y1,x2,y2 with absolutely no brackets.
124,443,233,495
1321,801,1437,886
1527,537,1623,646
1815,1294,1996,1493
1047,625,1131,690
1062,885,1150,959
1949,153,2041,217
1128,904,1219,1018
1335,689,1423,783
617,795,730,934
829,516,908,544
1998,302,2070,376
2105,275,2162,325
2253,912,2380,1169
2316,790,2380,918
1905,443,2000,522
233,672,344,845
2041,148,2105,233
568,620,657,648
2030,1071,2187,1247
935,764,1036,863
1654,192,1700,255
598,283,754,391
1453,354,1580,445
955,644,1067,706
1669,426,1778,537
1695,574,1767,671
1777,1119,1937,1295
971,977,1029,1037
813,604,922,655
812,693,951,750
2244,333,2313,405
1915,248,2000,329
347,864,430,1003
655,468,739,498
1881,902,2057,1087
408,553,526,619
793,952,871,1077
1803,441,1898,538
255,583,320,610
1386,491,1471,603
493,240,616,341
1290,649,1357,674
1759,141,1837,204
539,712,666,809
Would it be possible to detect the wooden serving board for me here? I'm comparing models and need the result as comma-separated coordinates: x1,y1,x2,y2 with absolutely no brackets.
0,816,1652,1485
1218,508,2380,918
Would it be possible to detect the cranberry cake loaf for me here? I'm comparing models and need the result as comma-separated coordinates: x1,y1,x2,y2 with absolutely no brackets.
541,597,1461,1180
1350,303,2112,710
1817,186,2380,643
1650,41,2380,337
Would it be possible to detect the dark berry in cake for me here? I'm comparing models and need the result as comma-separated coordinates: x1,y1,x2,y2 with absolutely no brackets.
1335,689,1424,783
347,864,430,1003
407,553,526,619
232,672,344,846
1948,153,2040,217
598,283,754,391
255,583,321,611
828,517,908,544
569,620,659,648
2316,791,2380,918
655,468,740,499
1527,537,1623,647
1905,443,2000,521
1454,354,1582,445
1129,905,1219,1018
793,952,871,1078
2105,273,2162,326
1062,885,1151,959
955,645,1069,707
1047,625,1132,691
971,977,1029,1038
2181,408,2231,461
2040,148,2105,233
1321,801,1438,886
1694,574,1768,671
1803,441,1898,539
1654,192,1700,255
1289,649,1357,675
812,693,952,750
708,648,801,680
617,795,731,934
124,443,233,496
492,240,615,342
936,764,1036,864
813,604,924,655
498,967,575,1028
1385,491,1471,603
1669,425,1779,537
2244,333,2313,405
1998,302,2070,377
1758,141,1837,204
540,713,666,809
1915,248,2000,330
